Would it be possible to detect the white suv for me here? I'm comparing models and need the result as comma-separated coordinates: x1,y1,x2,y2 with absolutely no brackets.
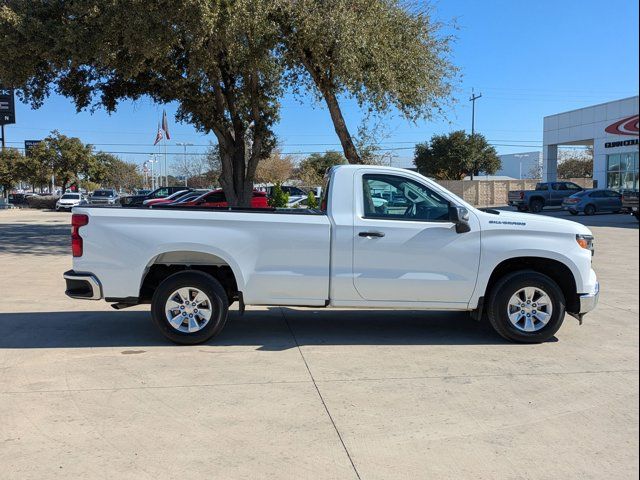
55,193,85,211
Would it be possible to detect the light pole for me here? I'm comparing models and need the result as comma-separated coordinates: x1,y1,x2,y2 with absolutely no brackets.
469,89,482,180
176,142,194,186
148,155,159,190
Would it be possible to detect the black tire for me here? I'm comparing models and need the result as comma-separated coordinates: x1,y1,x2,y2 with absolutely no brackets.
487,270,566,343
151,270,229,345
529,199,544,213
569,210,579,216
584,204,596,216
517,205,528,212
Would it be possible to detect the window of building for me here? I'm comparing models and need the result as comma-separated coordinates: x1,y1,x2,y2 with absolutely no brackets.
607,152,639,191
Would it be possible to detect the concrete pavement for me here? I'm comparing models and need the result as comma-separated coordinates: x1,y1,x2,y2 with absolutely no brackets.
0,209,638,479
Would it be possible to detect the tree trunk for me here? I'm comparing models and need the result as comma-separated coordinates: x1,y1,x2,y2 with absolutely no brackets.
218,142,254,207
319,87,362,164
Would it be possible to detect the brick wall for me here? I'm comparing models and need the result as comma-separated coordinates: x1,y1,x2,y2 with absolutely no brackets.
435,178,594,207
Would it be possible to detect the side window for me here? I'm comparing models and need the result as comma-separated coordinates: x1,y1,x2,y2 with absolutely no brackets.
605,190,621,198
590,191,604,198
362,174,450,221
553,183,565,191
566,183,582,191
154,188,169,198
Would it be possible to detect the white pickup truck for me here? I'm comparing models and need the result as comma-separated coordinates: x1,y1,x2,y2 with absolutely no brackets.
64,165,599,344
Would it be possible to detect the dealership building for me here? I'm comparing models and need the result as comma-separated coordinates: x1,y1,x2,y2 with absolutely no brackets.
543,96,639,190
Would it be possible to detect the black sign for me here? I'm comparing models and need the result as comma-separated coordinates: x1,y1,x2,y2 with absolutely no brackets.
605,138,639,148
0,87,16,125
24,140,42,156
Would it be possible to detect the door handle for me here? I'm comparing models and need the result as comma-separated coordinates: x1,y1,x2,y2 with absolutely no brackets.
359,231,385,238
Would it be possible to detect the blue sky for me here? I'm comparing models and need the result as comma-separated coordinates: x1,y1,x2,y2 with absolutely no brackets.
4,0,639,169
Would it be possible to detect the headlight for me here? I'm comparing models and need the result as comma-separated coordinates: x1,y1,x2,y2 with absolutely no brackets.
576,234,594,256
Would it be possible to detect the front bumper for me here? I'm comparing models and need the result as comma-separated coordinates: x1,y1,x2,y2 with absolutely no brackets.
578,281,599,314
63,270,103,300
569,281,599,324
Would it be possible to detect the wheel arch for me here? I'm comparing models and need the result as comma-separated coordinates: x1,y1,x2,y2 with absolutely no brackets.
483,257,580,314
139,249,244,304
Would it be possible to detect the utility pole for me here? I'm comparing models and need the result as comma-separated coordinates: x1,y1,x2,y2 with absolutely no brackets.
176,142,194,187
469,89,482,180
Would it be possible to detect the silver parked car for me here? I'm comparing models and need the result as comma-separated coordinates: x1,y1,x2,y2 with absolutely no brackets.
89,189,120,205
562,189,622,216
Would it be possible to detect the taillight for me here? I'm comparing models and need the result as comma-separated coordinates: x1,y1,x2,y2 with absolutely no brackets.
519,191,525,199
71,214,89,257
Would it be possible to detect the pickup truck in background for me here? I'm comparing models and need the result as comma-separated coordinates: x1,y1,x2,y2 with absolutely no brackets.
64,165,599,345
508,181,584,213
621,190,639,220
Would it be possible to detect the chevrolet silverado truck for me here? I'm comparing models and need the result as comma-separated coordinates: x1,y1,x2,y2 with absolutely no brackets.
64,165,599,344
508,181,584,213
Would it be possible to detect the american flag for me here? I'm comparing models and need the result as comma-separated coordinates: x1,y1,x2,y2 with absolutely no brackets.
153,122,163,146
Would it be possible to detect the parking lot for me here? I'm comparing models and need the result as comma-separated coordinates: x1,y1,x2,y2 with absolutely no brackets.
0,208,638,479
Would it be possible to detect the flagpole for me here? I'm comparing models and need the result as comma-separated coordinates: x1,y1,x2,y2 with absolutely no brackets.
164,135,168,187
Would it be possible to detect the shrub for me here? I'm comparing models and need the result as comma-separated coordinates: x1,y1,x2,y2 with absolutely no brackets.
26,195,58,209
268,183,289,208
306,190,318,209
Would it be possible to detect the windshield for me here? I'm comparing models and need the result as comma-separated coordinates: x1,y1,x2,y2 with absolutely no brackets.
61,194,80,200
92,190,114,197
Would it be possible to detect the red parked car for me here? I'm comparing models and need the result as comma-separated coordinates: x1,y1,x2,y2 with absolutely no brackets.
177,189,269,208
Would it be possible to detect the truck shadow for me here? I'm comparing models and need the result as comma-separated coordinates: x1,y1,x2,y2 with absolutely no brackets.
0,308,545,349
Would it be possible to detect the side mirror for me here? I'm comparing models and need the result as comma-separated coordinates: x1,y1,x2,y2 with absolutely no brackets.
449,205,471,234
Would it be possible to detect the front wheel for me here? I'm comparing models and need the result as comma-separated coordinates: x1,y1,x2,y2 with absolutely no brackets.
151,270,229,345
487,270,566,343
584,204,596,216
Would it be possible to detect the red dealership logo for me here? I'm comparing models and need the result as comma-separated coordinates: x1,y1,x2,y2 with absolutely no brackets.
605,115,639,136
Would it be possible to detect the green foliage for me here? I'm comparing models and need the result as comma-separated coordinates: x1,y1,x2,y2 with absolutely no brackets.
306,190,318,209
94,152,143,192
558,150,593,179
0,148,23,196
0,0,456,202
29,131,95,192
297,151,347,185
268,183,289,208
280,0,457,163
414,131,501,180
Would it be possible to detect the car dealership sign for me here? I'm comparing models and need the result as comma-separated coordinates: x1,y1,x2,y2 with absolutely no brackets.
0,86,16,125
604,114,639,148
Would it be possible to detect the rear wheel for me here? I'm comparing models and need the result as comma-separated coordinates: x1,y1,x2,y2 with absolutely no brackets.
529,199,544,213
487,270,566,343
151,271,229,345
584,204,596,216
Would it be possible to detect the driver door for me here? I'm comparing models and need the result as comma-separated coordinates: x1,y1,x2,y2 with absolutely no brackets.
352,172,481,305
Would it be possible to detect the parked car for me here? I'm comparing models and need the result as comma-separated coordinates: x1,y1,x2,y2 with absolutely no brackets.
170,190,212,205
561,189,622,216
621,190,639,220
120,186,187,207
508,181,584,213
174,189,269,208
56,193,86,211
64,165,599,345
143,189,192,206
8,193,28,205
88,189,119,205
